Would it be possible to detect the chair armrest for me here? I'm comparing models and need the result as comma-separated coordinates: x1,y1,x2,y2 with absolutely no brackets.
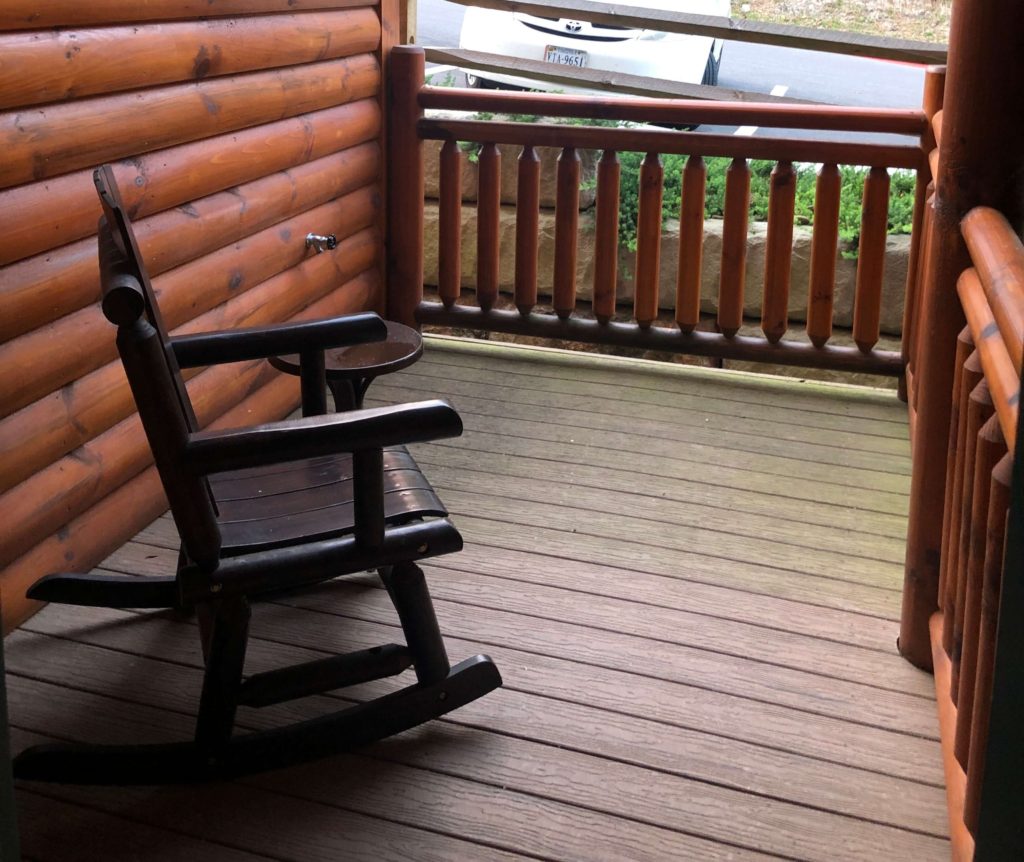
170,313,387,368
184,400,463,475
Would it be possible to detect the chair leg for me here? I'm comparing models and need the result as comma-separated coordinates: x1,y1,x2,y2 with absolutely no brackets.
385,562,450,685
194,597,251,755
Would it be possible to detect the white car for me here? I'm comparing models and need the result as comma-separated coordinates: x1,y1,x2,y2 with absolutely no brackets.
458,1,729,93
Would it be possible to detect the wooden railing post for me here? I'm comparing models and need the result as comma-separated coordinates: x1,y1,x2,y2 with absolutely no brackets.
899,0,1024,670
386,45,425,326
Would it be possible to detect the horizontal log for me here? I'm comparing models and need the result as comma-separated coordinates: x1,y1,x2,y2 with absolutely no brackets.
443,0,946,64
420,86,928,136
0,189,379,419
957,268,1019,454
423,47,811,104
0,359,276,570
0,10,379,110
0,0,374,30
0,367,306,633
417,302,905,376
961,206,1024,374
0,98,381,268
0,54,380,189
0,142,380,341
0,228,380,492
418,118,923,169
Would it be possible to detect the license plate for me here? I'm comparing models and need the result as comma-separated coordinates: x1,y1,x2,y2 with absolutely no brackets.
544,45,588,68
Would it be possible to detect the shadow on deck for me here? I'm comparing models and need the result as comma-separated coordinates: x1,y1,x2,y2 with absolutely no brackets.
6,336,946,861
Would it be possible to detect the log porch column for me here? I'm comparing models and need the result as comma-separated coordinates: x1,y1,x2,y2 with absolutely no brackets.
900,0,1024,669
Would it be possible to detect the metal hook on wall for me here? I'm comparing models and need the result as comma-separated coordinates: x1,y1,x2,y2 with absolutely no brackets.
305,233,338,254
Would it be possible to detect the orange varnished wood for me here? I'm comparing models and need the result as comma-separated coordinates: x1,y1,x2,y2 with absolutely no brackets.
941,351,983,655
901,67,945,388
633,152,663,329
949,380,994,700
958,268,1020,453
964,453,1013,833
0,193,378,422
761,160,796,344
962,206,1024,374
592,149,620,325
938,328,975,603
718,158,750,338
930,612,977,862
0,10,380,110
0,55,380,190
0,99,381,270
553,146,581,320
0,0,368,30
852,166,891,352
953,413,1005,768
438,139,463,308
675,155,705,333
2,142,380,343
514,145,541,315
476,142,501,312
806,163,841,348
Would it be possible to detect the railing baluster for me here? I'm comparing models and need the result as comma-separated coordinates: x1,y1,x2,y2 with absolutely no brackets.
634,151,663,329
553,146,580,320
438,139,462,308
762,160,796,344
807,163,841,347
948,375,993,668
853,166,891,352
593,149,620,325
939,327,976,605
943,351,984,655
514,144,541,315
676,154,706,334
964,453,1013,833
718,157,750,338
476,141,501,312
955,413,1007,768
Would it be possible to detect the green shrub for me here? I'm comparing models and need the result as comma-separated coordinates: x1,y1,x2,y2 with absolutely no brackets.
615,153,917,256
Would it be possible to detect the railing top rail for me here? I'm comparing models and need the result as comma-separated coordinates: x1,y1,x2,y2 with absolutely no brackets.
418,117,924,169
419,86,928,136
444,0,948,65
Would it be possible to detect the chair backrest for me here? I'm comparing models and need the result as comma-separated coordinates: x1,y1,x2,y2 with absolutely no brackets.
94,165,222,571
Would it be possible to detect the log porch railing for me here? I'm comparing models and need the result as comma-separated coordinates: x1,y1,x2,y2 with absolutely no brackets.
929,207,1024,861
387,46,927,379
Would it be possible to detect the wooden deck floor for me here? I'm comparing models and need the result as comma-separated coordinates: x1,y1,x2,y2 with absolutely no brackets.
6,337,947,861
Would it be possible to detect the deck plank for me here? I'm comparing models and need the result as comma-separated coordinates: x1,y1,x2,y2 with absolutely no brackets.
6,338,945,861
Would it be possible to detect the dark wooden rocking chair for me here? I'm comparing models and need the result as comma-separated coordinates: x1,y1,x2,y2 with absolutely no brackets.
12,165,501,784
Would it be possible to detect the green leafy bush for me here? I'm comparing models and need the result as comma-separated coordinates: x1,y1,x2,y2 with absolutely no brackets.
615,153,917,256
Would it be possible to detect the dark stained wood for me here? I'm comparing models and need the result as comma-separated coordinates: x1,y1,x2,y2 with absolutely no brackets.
592,149,620,325
676,155,706,333
513,145,541,315
553,147,581,320
807,163,841,347
719,158,750,338
476,142,501,313
761,160,796,344
633,152,663,329
438,139,463,308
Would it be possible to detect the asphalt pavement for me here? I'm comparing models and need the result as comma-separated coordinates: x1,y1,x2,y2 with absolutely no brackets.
415,0,927,139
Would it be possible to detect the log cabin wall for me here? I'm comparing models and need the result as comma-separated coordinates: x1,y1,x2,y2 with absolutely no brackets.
0,0,396,631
